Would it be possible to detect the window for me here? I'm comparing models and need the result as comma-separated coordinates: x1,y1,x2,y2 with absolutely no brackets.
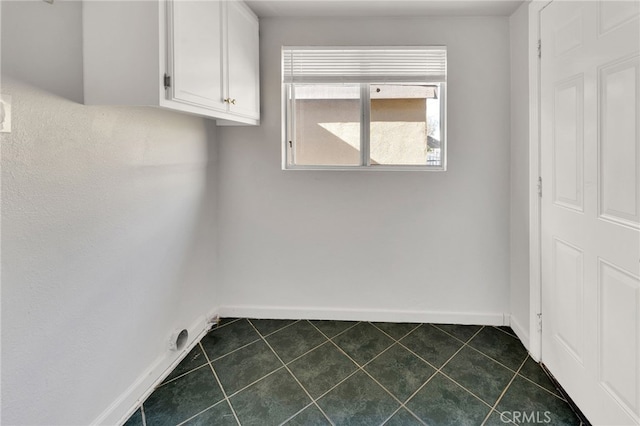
283,46,447,170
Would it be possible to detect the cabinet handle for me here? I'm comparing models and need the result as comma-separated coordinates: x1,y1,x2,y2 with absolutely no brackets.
223,98,237,105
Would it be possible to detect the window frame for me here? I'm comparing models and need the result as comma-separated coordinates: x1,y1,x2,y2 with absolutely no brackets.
281,46,447,172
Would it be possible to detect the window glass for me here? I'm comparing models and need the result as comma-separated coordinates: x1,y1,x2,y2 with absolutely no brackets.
369,84,441,166
291,84,361,166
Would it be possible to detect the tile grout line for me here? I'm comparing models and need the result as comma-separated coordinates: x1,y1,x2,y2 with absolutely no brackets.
206,319,303,367
209,337,263,363
426,328,531,416
278,402,319,426
225,365,287,400
210,323,338,400
359,367,429,426
234,322,333,373
306,321,413,423
234,320,532,426
284,339,333,366
320,320,362,340
197,342,243,426
464,338,547,398
291,347,361,414
309,322,428,425
240,320,360,373
340,330,430,418
156,363,210,388
379,406,404,426
140,403,147,426
370,323,442,371
321,321,519,424
377,328,480,421
426,324,567,403
516,371,567,401
212,318,242,330
263,323,338,426
430,323,478,345
154,320,354,424
491,325,519,339
244,320,336,426
428,324,524,372
368,323,477,423
161,329,358,391
427,323,552,398
175,398,233,426
437,370,498,410
370,322,422,341
158,321,511,402
379,405,427,426
428,323,527,376
464,342,523,375
316,321,487,425
248,318,301,338
479,354,529,426
390,325,489,413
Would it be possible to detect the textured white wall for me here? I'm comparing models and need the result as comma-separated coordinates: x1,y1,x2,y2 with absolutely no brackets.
217,16,512,322
1,2,218,425
509,2,531,347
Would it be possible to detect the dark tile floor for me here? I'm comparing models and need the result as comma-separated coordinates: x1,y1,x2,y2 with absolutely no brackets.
124,319,583,426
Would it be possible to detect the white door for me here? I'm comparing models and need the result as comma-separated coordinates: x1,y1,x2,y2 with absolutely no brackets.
540,1,640,424
226,0,260,119
168,0,226,112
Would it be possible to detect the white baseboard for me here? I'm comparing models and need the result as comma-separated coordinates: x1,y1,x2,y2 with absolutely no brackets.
218,305,508,326
92,308,220,426
509,314,530,352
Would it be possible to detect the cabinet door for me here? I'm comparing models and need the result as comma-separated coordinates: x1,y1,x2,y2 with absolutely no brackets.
168,0,226,111
226,1,260,119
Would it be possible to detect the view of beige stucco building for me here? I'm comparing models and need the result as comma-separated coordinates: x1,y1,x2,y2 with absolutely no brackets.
292,84,441,166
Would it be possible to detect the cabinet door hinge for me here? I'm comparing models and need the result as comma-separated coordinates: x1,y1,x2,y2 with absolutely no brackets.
538,39,542,58
164,74,171,90
538,176,543,197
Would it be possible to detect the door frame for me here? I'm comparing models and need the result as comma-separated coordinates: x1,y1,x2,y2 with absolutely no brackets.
528,0,553,362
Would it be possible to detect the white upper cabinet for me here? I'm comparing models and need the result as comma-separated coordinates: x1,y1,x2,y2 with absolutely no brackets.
168,0,226,112
226,1,260,120
83,0,260,125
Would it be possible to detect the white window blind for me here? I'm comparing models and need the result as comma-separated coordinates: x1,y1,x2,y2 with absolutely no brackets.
282,46,447,84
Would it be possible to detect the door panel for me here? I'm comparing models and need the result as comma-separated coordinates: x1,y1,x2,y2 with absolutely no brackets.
553,75,584,211
168,0,226,111
598,259,640,415
598,1,640,35
599,56,640,227
552,238,585,363
541,1,640,424
227,0,260,119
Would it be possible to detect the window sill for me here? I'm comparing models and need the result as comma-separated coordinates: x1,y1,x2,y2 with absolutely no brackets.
282,165,446,172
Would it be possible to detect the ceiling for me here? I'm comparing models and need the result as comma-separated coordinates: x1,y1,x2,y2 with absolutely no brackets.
245,0,527,18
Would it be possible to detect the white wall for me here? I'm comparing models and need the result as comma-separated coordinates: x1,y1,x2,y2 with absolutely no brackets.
509,2,531,348
1,2,218,425
217,16,512,324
